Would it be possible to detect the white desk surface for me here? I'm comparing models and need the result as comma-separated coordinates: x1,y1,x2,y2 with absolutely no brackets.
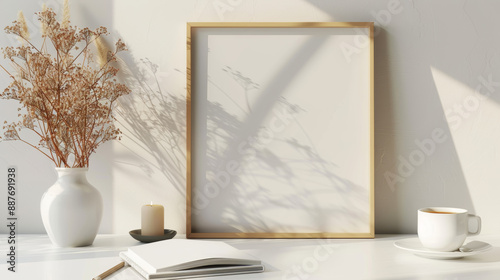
1,234,500,280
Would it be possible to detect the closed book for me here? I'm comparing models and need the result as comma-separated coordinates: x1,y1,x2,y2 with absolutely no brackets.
119,239,264,279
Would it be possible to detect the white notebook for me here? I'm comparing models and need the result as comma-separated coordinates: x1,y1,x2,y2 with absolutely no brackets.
119,239,264,279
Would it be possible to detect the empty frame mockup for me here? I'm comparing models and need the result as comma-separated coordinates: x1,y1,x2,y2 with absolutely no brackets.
187,22,374,238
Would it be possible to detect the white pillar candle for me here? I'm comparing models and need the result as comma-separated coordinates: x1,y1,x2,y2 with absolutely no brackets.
141,202,164,236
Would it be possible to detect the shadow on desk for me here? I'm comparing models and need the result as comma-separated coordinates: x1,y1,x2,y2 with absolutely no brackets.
454,247,500,263
17,235,140,263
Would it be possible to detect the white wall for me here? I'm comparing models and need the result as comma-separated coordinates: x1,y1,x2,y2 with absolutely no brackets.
1,0,500,235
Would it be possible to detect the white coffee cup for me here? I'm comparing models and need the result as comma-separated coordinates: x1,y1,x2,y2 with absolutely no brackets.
417,207,481,252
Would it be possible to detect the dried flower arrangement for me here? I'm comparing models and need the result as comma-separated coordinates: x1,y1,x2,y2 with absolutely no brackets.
0,4,130,168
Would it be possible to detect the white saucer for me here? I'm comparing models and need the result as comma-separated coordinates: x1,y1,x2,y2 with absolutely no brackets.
394,238,492,259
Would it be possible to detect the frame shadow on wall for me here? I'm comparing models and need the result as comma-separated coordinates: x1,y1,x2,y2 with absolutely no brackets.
304,0,476,233
372,23,477,233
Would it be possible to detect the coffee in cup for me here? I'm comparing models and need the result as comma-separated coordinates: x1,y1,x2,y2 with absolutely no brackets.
417,207,481,252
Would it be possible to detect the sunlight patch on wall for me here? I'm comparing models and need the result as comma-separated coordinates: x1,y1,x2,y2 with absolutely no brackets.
431,66,500,135
431,65,500,203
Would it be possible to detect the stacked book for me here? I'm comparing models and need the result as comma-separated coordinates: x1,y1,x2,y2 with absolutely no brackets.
119,239,265,279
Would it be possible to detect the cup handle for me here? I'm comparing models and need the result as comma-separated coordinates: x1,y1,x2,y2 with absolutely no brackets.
468,215,481,236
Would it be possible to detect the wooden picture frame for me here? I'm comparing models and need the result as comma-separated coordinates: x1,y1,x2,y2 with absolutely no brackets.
187,22,374,238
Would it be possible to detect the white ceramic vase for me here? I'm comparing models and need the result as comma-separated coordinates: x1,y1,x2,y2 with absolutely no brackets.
41,168,103,247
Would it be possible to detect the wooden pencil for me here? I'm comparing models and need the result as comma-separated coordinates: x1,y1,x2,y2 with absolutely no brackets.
93,261,125,280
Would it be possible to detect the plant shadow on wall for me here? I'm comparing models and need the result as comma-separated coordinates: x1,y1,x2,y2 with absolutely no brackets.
111,57,187,196
191,35,370,234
